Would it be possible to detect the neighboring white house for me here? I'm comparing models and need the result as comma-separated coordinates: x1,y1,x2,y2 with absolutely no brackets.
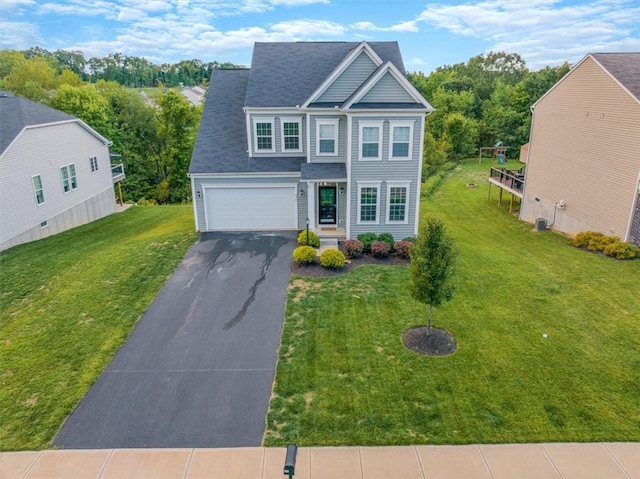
0,92,121,251
189,42,433,240
180,86,206,106
520,53,640,245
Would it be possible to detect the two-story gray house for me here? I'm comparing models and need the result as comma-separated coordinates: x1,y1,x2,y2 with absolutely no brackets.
188,41,433,240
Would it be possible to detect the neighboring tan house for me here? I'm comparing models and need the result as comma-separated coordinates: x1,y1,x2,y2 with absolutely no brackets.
0,92,124,251
188,41,433,240
180,86,206,106
520,53,640,245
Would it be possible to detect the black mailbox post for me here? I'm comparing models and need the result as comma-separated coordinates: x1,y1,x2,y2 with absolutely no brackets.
284,444,298,478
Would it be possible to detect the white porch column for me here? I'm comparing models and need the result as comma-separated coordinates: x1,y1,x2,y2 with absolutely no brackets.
308,181,316,230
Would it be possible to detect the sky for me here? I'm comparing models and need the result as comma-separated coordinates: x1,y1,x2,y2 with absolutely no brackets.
1,0,639,72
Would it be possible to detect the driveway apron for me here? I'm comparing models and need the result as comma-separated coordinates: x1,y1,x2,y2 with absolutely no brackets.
54,232,296,449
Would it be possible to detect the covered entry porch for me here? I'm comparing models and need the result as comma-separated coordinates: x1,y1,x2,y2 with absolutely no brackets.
300,163,347,239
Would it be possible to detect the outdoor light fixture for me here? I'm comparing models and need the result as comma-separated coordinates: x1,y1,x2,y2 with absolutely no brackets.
305,217,310,246
196,190,202,199
299,189,305,197
283,444,298,478
339,187,344,195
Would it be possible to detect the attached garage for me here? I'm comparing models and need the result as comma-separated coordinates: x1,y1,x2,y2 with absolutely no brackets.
204,184,297,230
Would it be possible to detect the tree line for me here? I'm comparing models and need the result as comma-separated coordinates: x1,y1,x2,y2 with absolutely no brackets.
1,48,571,204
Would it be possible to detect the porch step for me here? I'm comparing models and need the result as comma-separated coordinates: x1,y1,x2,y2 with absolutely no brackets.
318,237,340,256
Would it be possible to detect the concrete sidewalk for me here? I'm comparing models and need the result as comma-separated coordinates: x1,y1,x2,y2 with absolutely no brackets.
2,443,638,479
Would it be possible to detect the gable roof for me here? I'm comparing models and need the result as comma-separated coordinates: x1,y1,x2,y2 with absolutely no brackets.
591,53,640,102
533,52,640,109
244,42,406,108
0,94,77,155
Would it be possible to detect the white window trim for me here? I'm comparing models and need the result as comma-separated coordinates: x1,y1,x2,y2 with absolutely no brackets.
316,118,339,157
356,181,382,225
389,121,414,161
32,174,45,206
386,181,411,224
253,117,275,154
358,120,383,161
90,156,99,173
280,117,303,153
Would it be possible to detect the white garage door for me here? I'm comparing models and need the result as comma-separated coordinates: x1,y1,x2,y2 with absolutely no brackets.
205,186,297,230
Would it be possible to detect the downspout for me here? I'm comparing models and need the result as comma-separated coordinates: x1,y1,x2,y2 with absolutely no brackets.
624,168,640,242
520,104,536,221
346,113,352,239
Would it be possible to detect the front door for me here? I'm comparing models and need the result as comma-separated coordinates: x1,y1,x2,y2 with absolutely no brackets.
318,186,337,224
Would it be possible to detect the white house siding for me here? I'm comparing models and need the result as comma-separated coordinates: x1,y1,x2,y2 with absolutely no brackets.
520,56,640,239
192,175,300,231
0,122,115,251
349,115,423,240
359,73,416,103
248,113,306,157
316,52,378,103
309,114,348,163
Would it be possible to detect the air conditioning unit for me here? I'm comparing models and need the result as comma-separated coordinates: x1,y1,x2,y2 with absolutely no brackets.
535,218,547,231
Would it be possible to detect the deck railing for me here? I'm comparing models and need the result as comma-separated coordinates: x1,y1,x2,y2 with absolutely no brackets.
489,166,525,193
111,163,125,183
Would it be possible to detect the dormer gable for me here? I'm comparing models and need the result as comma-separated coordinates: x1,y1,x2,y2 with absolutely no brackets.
302,42,384,108
342,61,434,110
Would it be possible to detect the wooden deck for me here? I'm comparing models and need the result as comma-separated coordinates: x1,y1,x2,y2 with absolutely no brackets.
488,166,525,213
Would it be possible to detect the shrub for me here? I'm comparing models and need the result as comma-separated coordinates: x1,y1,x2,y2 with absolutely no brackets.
603,241,640,260
357,232,378,252
370,240,391,258
402,236,417,243
293,246,317,264
320,249,346,269
343,239,364,259
137,197,158,206
394,240,413,259
573,231,601,248
573,231,639,260
297,230,320,248
377,233,395,251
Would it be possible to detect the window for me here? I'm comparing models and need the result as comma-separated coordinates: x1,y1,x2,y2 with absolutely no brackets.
359,121,383,160
390,121,413,160
387,182,410,223
32,175,45,205
90,156,99,172
317,119,339,156
357,182,381,224
281,118,302,152
254,119,274,152
60,163,78,193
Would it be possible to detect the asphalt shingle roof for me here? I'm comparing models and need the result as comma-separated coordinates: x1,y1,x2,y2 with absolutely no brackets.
244,42,406,108
591,53,640,101
0,94,76,155
300,163,347,180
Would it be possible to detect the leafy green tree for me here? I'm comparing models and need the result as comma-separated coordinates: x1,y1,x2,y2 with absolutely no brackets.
2,56,57,101
409,218,458,335
50,84,111,136
0,50,25,79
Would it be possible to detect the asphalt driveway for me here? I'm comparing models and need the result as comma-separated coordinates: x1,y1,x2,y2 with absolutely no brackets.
54,232,296,449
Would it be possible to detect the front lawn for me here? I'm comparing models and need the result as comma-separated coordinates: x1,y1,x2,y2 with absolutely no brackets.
264,160,640,446
0,206,197,450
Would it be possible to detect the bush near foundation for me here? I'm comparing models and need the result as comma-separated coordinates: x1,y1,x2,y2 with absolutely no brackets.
573,231,639,260
343,239,364,258
320,249,346,269
293,246,317,264
370,240,391,258
297,230,320,248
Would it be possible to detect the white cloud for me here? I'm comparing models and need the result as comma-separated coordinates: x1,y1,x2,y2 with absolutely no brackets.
38,1,118,19
270,0,330,5
351,20,418,33
0,0,35,13
270,19,345,36
0,21,42,50
415,0,640,68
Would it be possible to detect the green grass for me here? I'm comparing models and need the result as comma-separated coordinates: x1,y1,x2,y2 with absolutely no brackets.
265,160,640,446
0,206,197,450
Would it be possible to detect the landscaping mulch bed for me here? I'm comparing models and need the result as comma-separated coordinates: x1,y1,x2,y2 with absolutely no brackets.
292,251,408,277
402,326,457,356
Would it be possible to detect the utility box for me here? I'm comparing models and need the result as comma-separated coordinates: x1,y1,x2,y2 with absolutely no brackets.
535,218,547,231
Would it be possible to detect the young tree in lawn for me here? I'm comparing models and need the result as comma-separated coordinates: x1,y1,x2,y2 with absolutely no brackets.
409,218,457,336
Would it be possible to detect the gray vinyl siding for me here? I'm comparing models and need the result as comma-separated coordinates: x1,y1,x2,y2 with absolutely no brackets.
349,116,423,240
249,114,306,157
309,114,348,163
359,72,416,103
0,122,115,251
317,52,378,103
297,181,309,230
192,175,301,231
